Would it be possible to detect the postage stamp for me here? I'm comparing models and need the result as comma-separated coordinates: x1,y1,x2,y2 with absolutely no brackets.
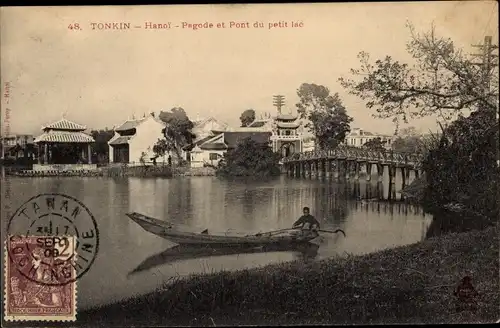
6,193,100,285
4,235,77,321
4,193,99,322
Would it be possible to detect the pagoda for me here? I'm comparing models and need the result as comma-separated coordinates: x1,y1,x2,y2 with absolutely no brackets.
270,109,303,157
33,117,95,170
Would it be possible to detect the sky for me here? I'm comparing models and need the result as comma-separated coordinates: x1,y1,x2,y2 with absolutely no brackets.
1,1,498,136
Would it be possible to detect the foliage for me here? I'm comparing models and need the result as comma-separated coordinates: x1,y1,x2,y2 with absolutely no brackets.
152,138,171,159
421,108,499,220
362,137,386,151
159,107,196,160
90,129,114,163
240,109,256,127
339,23,499,131
296,83,353,150
216,137,281,177
81,226,499,325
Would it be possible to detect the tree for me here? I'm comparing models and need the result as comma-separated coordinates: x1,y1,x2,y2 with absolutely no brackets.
421,108,498,220
216,137,281,177
296,83,353,150
158,107,196,161
90,129,114,163
240,109,256,127
152,138,171,164
362,137,386,151
339,23,498,131
340,23,499,228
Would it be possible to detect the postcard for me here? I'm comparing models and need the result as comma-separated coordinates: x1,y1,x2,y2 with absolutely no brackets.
1,2,498,327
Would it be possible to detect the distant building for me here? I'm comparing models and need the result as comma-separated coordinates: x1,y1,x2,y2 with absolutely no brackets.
343,128,393,149
192,116,228,141
33,117,96,171
1,134,34,159
240,110,304,155
188,109,304,167
190,131,272,168
108,114,167,164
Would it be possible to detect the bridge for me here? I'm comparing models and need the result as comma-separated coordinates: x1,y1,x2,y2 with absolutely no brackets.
281,146,425,190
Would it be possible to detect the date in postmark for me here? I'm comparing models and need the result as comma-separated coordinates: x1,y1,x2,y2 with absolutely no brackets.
6,193,100,285
4,235,77,321
5,193,100,321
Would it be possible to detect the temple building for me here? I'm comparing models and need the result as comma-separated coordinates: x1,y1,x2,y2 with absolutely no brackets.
270,113,303,157
188,109,303,167
108,113,167,164
33,118,95,171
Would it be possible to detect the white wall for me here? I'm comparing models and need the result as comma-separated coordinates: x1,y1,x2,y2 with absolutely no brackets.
107,131,121,163
190,150,225,168
128,117,166,163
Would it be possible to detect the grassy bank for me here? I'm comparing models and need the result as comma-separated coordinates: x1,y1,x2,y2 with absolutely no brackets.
80,226,498,326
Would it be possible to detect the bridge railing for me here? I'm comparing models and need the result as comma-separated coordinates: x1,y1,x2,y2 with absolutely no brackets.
283,146,424,166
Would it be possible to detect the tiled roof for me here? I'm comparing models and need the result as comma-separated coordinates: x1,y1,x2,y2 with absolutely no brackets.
200,143,227,150
184,135,215,151
109,136,133,145
276,114,297,121
223,131,272,148
194,117,228,129
114,119,146,132
248,119,271,128
42,118,87,131
277,122,300,129
34,131,95,143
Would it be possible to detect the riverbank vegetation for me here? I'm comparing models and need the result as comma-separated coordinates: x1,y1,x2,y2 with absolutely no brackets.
80,225,498,325
340,23,499,224
216,137,281,177
158,107,196,163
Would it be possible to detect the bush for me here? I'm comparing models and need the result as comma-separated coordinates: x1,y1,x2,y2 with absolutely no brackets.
421,109,499,220
216,137,281,177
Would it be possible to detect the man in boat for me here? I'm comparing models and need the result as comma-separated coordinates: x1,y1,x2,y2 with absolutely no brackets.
292,207,320,238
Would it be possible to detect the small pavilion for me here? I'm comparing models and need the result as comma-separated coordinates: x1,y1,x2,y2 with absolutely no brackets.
34,118,95,166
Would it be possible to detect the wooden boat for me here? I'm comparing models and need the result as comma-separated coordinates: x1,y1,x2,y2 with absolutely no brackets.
125,212,320,247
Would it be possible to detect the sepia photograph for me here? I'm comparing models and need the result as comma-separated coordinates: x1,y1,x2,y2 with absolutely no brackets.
1,1,498,326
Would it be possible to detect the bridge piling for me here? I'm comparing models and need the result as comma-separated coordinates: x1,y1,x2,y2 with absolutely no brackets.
354,162,360,180
376,163,384,183
333,159,340,179
366,162,373,182
318,159,324,178
281,147,423,186
388,165,396,186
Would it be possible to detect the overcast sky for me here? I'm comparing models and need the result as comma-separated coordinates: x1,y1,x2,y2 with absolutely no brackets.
1,2,498,136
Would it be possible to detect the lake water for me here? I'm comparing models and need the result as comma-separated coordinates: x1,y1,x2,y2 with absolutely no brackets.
1,173,432,310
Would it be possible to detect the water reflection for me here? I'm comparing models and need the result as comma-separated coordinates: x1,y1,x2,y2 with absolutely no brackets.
128,243,320,276
1,175,431,309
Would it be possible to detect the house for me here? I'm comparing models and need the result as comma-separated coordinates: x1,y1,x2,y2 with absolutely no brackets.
192,116,228,141
190,131,272,167
343,128,394,149
237,110,304,156
108,113,167,165
1,134,35,159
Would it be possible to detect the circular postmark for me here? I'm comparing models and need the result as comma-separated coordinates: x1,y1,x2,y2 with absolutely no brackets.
7,193,99,286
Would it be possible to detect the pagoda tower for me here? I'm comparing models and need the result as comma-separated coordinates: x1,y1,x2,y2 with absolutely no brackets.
270,109,303,157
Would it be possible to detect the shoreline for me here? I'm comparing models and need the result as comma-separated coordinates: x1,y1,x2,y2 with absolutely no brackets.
79,225,499,326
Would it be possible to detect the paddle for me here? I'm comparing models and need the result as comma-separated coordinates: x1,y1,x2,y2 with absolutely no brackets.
255,228,299,237
318,229,346,237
